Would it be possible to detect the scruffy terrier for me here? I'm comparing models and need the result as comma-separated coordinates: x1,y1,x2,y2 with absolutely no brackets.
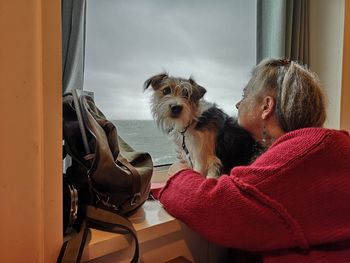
144,73,259,178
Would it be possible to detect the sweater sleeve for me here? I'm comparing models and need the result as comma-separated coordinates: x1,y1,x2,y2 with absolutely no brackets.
158,169,306,252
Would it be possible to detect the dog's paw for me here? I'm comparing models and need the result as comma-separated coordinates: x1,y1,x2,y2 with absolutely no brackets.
206,170,221,179
206,157,222,178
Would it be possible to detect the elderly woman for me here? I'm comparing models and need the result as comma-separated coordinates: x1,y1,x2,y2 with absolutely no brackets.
158,58,350,262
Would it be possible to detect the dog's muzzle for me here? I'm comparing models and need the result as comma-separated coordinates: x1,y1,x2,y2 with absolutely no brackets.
170,104,183,117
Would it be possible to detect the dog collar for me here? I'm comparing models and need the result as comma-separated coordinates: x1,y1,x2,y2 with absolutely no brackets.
180,125,189,134
180,125,193,168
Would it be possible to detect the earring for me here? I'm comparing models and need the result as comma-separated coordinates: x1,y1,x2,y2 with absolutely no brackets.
261,125,276,150
262,126,267,146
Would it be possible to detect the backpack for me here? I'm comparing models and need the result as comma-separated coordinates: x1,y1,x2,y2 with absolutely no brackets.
59,89,153,263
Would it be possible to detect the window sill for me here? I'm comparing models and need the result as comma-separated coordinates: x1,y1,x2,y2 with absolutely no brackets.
82,200,183,262
82,168,229,262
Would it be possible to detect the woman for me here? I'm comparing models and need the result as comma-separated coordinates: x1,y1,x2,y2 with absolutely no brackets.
158,58,350,262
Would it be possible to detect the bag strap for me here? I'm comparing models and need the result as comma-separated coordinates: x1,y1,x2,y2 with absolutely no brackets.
72,89,92,155
86,205,140,263
57,221,90,263
57,206,140,263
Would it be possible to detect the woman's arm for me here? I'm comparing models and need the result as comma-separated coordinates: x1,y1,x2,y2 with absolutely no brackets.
158,168,304,252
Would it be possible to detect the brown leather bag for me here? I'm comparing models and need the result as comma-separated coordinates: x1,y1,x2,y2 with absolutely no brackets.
60,89,153,263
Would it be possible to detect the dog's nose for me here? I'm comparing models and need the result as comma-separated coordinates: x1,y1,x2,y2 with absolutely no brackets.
170,105,183,116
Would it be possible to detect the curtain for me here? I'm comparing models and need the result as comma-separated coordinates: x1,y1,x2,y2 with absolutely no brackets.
61,0,87,171
257,0,309,65
61,0,87,94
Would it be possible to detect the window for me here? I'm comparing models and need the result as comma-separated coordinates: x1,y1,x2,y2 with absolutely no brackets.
85,0,257,166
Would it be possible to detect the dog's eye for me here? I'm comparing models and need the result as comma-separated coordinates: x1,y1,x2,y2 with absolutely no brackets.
162,87,171,95
182,90,189,98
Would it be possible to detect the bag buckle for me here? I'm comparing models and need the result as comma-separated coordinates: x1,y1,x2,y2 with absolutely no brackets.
95,193,119,211
130,193,141,206
66,184,78,232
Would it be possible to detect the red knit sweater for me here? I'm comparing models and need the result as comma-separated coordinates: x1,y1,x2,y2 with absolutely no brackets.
159,128,350,262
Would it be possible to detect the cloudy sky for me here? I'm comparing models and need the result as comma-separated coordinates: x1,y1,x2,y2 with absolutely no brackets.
84,0,257,120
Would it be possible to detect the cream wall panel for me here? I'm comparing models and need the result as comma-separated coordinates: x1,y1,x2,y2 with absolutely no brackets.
0,0,62,262
310,0,345,129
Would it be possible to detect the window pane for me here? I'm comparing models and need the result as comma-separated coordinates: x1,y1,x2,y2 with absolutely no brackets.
85,0,257,166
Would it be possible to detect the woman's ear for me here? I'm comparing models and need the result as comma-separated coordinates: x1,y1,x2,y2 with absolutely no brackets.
261,96,275,120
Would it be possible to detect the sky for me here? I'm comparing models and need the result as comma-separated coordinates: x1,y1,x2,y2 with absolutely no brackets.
84,0,257,120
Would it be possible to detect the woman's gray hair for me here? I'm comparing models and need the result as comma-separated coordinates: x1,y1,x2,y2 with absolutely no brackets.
248,58,326,132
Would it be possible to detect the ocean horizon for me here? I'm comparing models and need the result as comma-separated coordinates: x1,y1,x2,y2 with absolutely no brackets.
112,120,177,166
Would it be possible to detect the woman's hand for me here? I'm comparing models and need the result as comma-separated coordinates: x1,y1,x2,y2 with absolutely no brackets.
167,161,190,178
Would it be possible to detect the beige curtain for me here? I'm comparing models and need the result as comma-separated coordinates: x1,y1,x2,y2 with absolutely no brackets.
257,0,309,65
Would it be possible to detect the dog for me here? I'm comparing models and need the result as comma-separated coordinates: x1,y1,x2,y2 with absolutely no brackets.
143,73,259,178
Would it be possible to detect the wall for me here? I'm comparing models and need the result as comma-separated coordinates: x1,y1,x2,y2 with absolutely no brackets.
0,1,62,262
309,0,345,129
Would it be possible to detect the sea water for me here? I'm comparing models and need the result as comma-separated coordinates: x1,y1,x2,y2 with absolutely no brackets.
112,120,177,166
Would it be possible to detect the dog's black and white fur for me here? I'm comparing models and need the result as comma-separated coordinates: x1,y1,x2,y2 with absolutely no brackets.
144,73,259,178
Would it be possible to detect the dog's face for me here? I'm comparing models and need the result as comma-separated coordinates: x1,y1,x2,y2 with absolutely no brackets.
144,73,206,133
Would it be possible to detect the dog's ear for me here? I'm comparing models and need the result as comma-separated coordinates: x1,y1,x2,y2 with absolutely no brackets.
189,78,206,101
143,73,168,91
